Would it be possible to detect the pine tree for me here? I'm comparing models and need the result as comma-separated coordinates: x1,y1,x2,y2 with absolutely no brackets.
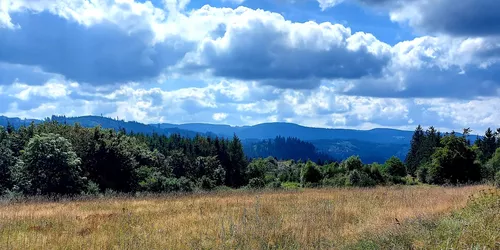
228,134,247,187
481,128,496,162
405,125,424,176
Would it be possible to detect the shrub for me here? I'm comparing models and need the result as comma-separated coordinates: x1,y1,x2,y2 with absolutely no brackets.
348,170,376,187
301,161,322,185
281,182,300,190
85,181,101,195
495,171,500,189
322,175,348,187
266,179,282,189
248,178,265,189
340,156,363,171
383,156,407,177
199,175,216,190
416,165,429,183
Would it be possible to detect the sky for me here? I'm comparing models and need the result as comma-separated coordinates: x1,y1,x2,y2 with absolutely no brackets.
0,0,499,132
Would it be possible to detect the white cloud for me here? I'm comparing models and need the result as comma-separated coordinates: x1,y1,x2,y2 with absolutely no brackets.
178,6,391,89
0,0,499,132
316,0,345,10
212,112,228,121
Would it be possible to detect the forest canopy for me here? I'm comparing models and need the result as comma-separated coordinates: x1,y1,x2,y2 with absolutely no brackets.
1,121,500,197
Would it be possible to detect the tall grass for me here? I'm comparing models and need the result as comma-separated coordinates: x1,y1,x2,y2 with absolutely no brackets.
348,187,500,249
0,185,488,249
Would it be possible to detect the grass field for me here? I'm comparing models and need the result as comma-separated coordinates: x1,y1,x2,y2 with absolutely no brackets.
0,185,498,249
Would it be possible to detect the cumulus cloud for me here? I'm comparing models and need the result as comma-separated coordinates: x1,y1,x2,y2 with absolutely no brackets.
387,0,500,37
319,0,500,37
337,36,500,99
179,6,391,89
0,0,193,85
1,0,499,132
212,112,228,121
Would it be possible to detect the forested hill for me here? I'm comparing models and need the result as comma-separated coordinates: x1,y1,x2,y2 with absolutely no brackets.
243,136,334,163
0,115,479,163
156,122,414,144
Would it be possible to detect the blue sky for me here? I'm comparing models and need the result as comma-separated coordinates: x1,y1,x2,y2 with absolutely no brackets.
0,0,499,132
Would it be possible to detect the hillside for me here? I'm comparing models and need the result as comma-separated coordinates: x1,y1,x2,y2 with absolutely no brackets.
158,122,414,144
0,115,448,163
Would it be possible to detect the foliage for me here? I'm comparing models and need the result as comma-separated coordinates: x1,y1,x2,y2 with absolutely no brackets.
243,136,333,162
483,148,500,181
300,161,322,185
425,135,481,184
340,155,363,171
248,178,266,189
0,142,15,193
2,120,500,197
347,169,376,187
12,133,84,195
495,171,500,188
281,181,301,190
383,156,407,177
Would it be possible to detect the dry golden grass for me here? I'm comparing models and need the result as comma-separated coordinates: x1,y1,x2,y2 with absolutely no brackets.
0,185,487,249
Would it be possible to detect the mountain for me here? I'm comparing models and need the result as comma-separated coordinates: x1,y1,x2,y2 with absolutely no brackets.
0,115,480,163
0,116,40,128
0,115,204,138
243,136,335,163
311,139,410,164
157,122,414,144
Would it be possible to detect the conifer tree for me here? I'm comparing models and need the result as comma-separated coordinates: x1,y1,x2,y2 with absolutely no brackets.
405,125,424,176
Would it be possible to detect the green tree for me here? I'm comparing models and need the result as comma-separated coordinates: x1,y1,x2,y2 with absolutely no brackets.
383,156,407,177
480,128,497,162
194,156,225,189
340,155,363,171
483,148,500,180
301,161,322,186
0,144,15,193
13,133,84,195
347,169,375,187
495,171,500,188
405,125,425,176
86,130,141,192
246,158,267,181
227,134,247,187
426,135,481,184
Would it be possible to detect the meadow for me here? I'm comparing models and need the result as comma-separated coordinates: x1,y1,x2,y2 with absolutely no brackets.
0,185,498,249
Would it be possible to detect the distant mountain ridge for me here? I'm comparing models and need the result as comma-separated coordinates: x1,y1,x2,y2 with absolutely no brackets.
0,115,479,163
156,122,414,144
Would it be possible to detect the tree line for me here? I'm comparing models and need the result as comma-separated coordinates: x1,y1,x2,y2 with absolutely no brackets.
1,121,499,197
243,136,334,164
0,121,247,196
405,125,500,185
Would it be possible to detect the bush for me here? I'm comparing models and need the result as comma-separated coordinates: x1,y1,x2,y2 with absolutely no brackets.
347,170,376,187
416,165,429,183
383,156,407,177
322,175,348,187
403,176,418,185
281,182,301,190
340,156,363,171
301,161,322,185
248,178,265,189
165,177,193,192
85,181,101,195
199,175,216,190
266,179,282,189
495,171,500,189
